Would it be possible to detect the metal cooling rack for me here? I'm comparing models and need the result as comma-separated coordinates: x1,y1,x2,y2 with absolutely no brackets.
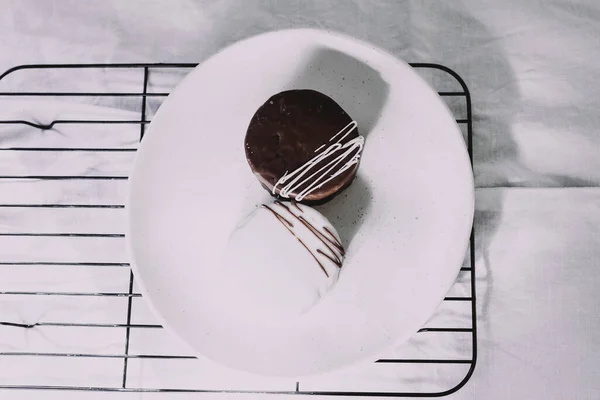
0,63,476,397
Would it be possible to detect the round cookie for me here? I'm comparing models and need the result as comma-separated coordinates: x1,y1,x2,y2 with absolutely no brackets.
245,89,364,204
222,200,344,322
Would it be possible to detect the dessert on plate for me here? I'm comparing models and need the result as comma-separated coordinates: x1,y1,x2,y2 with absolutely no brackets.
223,200,344,322
224,89,366,322
245,89,365,205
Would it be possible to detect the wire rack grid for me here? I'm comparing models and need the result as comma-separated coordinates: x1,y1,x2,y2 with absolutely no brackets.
0,62,475,397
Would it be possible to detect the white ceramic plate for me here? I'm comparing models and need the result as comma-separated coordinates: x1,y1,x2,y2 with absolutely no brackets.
127,29,474,377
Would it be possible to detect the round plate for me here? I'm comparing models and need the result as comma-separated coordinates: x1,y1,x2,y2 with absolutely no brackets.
127,29,474,377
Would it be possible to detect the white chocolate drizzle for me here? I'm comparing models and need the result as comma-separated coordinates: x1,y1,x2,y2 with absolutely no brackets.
273,121,364,201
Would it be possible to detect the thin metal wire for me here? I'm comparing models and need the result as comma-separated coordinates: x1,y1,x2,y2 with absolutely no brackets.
0,92,169,97
0,62,476,397
0,262,129,266
0,176,128,180
0,120,148,130
0,147,137,152
0,322,469,332
0,322,162,329
0,233,124,237
0,352,196,359
122,66,149,388
0,291,141,297
0,204,125,208
375,359,472,364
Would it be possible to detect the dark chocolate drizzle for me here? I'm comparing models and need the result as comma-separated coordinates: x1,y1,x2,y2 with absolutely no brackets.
290,201,303,214
261,201,344,277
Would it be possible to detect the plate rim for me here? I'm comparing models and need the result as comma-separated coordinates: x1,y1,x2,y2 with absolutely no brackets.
126,27,475,377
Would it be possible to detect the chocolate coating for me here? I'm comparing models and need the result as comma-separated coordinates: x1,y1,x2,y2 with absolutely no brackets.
245,90,362,204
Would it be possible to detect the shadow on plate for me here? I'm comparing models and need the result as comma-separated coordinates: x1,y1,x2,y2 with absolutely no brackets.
315,174,371,250
287,46,389,138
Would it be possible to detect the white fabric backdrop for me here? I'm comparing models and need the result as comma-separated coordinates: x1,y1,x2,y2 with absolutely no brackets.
0,0,599,399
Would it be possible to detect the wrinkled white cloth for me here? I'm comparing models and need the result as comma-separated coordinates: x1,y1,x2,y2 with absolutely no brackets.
0,0,599,399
